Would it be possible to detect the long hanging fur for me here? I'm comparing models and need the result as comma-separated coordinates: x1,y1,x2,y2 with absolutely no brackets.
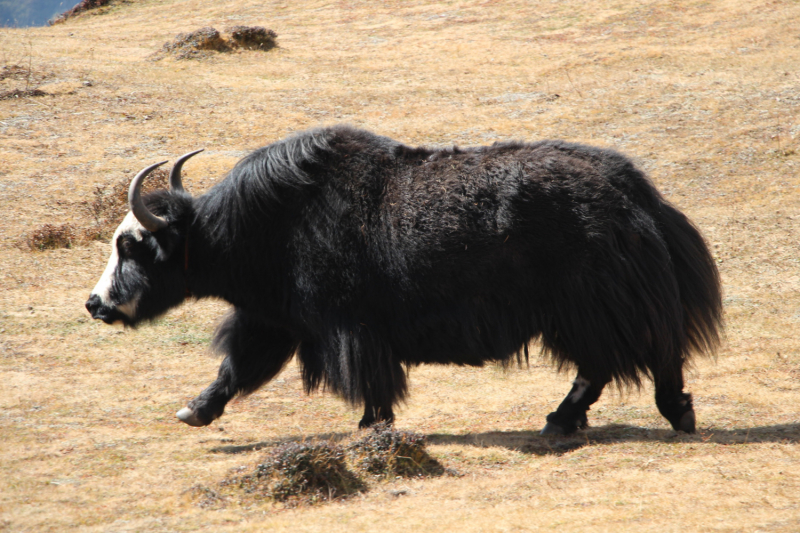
184,126,723,406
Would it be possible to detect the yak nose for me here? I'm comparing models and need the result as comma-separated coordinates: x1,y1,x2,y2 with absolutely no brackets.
85,294,103,318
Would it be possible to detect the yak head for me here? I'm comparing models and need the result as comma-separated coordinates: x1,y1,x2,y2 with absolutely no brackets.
85,150,202,327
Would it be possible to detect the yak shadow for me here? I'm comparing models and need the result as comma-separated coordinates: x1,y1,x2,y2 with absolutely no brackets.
208,423,800,456
209,432,352,454
425,423,800,456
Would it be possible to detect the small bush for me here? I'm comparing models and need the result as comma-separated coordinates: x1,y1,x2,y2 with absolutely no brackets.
348,422,445,478
25,224,77,251
227,26,278,51
236,442,365,505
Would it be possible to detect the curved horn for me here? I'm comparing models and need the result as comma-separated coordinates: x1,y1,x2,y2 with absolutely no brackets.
129,161,169,232
169,149,204,193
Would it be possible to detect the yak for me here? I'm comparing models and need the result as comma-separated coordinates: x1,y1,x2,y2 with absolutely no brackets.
85,125,722,435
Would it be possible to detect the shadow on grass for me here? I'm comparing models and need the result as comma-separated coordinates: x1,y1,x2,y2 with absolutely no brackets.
209,433,351,454
210,424,799,456
425,423,800,456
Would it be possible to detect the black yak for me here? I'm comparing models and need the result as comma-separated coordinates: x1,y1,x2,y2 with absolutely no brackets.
85,125,722,435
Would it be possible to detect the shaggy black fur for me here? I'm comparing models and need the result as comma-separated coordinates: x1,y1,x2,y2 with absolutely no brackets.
88,125,723,434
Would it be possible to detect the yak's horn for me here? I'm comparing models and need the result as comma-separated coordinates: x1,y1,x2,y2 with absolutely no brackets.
169,149,204,193
129,161,169,232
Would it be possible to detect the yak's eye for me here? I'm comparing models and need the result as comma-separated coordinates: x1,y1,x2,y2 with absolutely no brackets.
119,236,135,258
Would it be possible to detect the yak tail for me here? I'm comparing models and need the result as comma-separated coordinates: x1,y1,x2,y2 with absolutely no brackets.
658,201,723,358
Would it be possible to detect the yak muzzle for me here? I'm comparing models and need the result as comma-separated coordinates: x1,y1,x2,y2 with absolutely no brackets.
85,294,124,325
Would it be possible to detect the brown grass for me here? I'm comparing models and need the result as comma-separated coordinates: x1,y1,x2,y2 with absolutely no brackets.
21,223,77,251
1,0,799,531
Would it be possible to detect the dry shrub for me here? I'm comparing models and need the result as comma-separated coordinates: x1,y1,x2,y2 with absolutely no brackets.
81,167,168,241
233,442,365,505
0,88,47,100
24,224,77,251
50,0,113,24
348,423,445,478
227,26,278,51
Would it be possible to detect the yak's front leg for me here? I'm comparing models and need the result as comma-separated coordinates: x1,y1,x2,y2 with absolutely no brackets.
541,373,611,435
177,309,298,427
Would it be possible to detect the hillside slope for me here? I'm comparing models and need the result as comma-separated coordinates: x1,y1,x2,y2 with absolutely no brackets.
1,0,799,531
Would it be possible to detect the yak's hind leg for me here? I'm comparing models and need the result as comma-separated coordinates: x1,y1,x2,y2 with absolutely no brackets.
653,363,696,433
176,309,298,427
541,373,611,435
359,399,395,429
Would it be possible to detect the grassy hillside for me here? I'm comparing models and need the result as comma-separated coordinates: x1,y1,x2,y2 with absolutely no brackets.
1,0,799,531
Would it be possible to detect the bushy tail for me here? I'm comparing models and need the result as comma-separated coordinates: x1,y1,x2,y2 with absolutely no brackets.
658,202,723,358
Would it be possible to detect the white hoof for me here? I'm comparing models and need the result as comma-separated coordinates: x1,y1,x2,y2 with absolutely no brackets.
176,407,206,427
540,422,567,436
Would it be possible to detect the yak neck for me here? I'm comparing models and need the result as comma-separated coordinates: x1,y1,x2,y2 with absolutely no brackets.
184,194,287,312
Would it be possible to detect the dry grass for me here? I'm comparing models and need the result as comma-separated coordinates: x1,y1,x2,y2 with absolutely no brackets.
1,0,799,531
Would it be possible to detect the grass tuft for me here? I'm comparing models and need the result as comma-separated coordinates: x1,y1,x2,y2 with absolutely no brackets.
233,441,365,506
227,26,278,51
348,422,445,478
217,429,444,507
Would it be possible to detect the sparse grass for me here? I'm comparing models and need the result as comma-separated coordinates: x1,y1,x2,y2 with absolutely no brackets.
1,0,799,531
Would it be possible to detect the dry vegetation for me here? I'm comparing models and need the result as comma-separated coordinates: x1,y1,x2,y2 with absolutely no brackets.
1,0,799,531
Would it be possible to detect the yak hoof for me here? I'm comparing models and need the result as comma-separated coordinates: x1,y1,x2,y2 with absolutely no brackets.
540,422,567,436
176,407,208,427
677,410,696,433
